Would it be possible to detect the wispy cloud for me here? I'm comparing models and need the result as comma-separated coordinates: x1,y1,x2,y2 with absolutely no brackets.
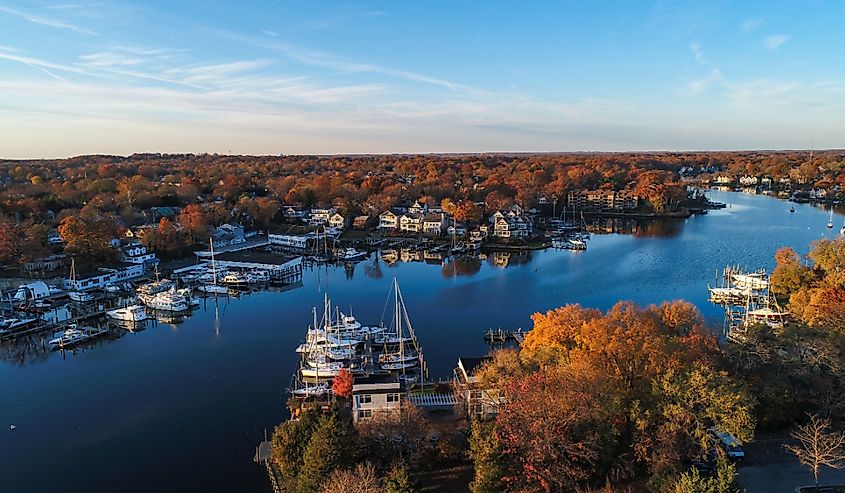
686,69,723,94
689,42,705,64
261,30,278,37
763,34,790,50
0,4,97,35
741,18,763,33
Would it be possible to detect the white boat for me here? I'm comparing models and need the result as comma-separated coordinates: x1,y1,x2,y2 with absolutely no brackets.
379,351,419,364
66,258,94,302
222,272,248,286
0,317,38,331
373,334,413,346
708,286,751,303
103,283,121,294
300,361,344,378
176,288,200,306
136,279,175,303
143,287,190,312
828,207,834,229
197,284,228,294
68,291,94,302
731,273,769,290
107,304,147,322
291,382,331,397
746,307,789,328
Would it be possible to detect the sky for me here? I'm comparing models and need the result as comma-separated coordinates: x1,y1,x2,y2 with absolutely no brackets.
0,1,844,158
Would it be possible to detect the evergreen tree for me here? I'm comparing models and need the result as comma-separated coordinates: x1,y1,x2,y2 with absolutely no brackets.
383,464,415,493
468,420,505,493
270,408,321,484
297,411,357,492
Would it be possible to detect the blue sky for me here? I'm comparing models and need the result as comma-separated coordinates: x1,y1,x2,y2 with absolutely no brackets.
0,1,843,158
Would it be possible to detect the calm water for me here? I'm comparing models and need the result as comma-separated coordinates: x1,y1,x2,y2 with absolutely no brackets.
1,190,841,493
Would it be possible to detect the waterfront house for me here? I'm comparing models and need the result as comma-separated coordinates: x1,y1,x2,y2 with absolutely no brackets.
739,175,759,186
268,233,312,250
399,214,423,233
378,210,399,229
352,374,406,423
352,215,372,230
13,281,52,302
408,200,428,216
308,207,336,226
283,205,306,220
566,190,639,212
328,212,348,230
447,221,468,237
715,175,734,184
423,213,447,236
119,241,158,265
491,210,530,239
453,356,501,419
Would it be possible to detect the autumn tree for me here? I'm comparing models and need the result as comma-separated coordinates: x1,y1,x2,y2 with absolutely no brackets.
58,207,118,262
177,204,209,245
771,247,813,297
332,368,353,398
298,410,357,492
785,415,845,490
382,464,414,493
468,420,505,493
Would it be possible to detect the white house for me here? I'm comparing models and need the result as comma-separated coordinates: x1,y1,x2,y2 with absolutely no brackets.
328,212,348,230
739,175,759,186
378,211,398,229
268,233,311,250
399,214,423,233
351,375,406,423
13,281,52,302
308,207,336,225
408,200,428,216
283,206,305,220
120,241,158,265
491,209,531,239
453,356,502,419
447,222,468,237
423,213,446,236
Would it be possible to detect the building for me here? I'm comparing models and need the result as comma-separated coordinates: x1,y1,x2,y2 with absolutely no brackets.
308,207,336,226
422,213,447,236
328,212,348,230
739,175,759,186
378,210,399,229
283,206,306,220
408,200,428,216
566,190,640,212
491,210,530,239
213,224,245,246
269,233,313,251
119,241,158,265
351,375,406,423
62,264,145,291
23,254,67,273
447,222,468,237
352,215,372,230
453,356,501,419
399,214,423,233
13,281,52,302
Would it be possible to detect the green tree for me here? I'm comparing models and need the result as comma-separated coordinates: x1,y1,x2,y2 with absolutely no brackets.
670,459,738,493
270,408,321,484
297,411,357,492
383,464,415,493
468,420,505,493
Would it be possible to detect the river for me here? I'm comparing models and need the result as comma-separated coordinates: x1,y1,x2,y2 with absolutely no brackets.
0,190,841,493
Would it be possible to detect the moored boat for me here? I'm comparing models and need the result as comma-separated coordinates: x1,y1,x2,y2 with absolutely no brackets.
107,304,147,322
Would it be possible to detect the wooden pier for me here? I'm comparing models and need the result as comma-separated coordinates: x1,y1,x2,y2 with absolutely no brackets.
483,327,529,345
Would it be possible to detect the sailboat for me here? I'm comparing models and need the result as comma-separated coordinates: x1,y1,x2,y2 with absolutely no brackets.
198,238,228,294
377,278,422,373
67,258,94,302
827,206,834,229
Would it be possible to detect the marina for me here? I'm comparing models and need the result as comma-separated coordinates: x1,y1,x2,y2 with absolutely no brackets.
1,190,844,493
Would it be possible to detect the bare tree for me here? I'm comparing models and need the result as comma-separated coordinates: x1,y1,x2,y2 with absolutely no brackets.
319,462,382,493
784,415,845,490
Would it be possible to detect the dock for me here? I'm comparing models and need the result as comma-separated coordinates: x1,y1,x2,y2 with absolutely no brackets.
483,327,529,345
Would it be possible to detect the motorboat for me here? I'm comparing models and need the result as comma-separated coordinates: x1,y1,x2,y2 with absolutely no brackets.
291,382,331,397
103,283,121,294
731,273,769,290
176,287,200,306
197,284,228,294
300,360,344,378
107,304,148,322
68,291,94,303
136,279,175,304
142,287,190,312
378,351,419,364
222,272,249,286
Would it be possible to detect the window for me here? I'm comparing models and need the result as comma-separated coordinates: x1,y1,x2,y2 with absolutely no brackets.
469,390,483,401
358,394,372,404
359,409,373,419
386,393,401,403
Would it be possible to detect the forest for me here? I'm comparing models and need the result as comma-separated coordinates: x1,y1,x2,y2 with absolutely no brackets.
2,150,844,267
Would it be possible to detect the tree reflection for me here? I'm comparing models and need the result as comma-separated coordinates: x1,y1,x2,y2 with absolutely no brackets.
363,257,383,279
441,255,482,278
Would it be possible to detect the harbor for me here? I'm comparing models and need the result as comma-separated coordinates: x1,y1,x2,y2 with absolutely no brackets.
2,190,843,493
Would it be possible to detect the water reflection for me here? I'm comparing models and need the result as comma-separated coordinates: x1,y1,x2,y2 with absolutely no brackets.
584,217,684,238
441,255,482,278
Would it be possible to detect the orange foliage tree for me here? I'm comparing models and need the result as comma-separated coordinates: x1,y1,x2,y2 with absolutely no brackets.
331,369,353,398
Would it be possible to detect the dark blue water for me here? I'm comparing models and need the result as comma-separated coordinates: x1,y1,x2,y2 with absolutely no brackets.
0,191,840,493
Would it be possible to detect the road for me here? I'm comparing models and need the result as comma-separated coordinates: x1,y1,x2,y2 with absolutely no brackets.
738,434,845,492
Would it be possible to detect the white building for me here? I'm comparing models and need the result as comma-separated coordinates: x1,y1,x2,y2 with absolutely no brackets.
120,241,157,265
454,356,501,419
399,214,423,233
328,212,348,230
739,175,759,186
351,375,406,423
422,213,446,236
63,264,145,291
378,210,399,229
308,207,336,225
268,234,312,250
